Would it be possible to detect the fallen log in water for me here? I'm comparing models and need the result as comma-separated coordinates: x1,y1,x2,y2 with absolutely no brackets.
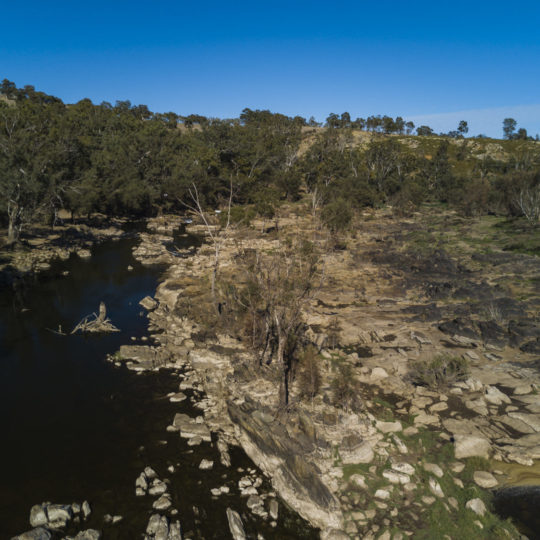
71,302,120,334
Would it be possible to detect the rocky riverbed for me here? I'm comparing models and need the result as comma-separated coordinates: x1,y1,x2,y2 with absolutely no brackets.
0,218,125,285
123,209,539,539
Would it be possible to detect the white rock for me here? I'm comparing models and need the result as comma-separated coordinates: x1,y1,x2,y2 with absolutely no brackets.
414,413,440,426
371,367,389,381
430,402,448,412
341,441,375,464
269,499,279,520
152,493,172,511
454,435,491,459
376,420,402,433
238,477,252,489
144,467,158,480
484,386,511,406
465,378,483,392
148,480,167,496
169,392,187,402
375,489,391,500
392,435,408,454
428,478,444,498
15,527,52,540
514,385,533,395
199,459,214,470
349,474,367,489
29,505,48,528
450,462,465,473
473,471,498,488
246,494,263,509
81,501,91,520
465,498,486,516
135,473,148,491
423,463,444,478
226,508,247,540
382,470,410,485
391,462,415,476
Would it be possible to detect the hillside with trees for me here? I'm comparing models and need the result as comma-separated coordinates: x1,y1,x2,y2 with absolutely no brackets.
1,79,539,245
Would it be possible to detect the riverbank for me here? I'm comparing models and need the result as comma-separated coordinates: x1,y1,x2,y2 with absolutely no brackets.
0,216,125,286
3,225,317,540
122,206,539,539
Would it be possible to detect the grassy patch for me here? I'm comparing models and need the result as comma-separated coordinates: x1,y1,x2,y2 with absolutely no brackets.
341,463,371,481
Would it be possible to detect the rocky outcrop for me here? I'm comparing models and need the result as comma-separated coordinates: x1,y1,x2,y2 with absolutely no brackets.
228,401,343,531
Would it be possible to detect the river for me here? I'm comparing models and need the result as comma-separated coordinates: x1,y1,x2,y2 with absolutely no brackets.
0,229,317,539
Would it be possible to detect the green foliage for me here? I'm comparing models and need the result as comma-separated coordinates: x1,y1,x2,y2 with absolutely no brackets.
221,206,256,226
2,78,540,240
409,354,470,389
321,198,353,233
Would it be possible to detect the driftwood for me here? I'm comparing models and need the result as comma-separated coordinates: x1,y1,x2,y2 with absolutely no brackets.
71,302,120,334
46,324,67,336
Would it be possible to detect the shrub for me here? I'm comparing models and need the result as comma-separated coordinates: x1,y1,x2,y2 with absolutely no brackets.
321,198,353,234
331,363,363,411
297,345,321,401
221,205,256,226
409,354,469,389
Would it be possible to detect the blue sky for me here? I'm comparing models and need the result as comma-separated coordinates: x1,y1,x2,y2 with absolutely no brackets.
2,1,539,137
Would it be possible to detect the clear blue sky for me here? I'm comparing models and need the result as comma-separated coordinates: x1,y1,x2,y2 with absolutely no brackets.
2,1,540,137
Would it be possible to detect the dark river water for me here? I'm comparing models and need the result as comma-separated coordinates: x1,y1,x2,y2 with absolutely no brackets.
0,231,317,539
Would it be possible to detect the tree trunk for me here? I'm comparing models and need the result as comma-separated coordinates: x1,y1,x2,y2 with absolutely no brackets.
276,328,289,406
7,205,19,244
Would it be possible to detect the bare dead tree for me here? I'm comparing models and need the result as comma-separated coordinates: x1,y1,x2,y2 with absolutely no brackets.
515,185,540,224
227,238,325,406
182,177,234,309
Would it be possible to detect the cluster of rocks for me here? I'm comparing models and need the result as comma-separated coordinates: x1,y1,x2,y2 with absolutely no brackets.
144,514,182,540
13,501,99,540
133,215,194,266
356,362,540,466
136,467,175,512
133,232,177,266
334,448,501,538
168,412,212,447
211,469,279,526
1,223,124,282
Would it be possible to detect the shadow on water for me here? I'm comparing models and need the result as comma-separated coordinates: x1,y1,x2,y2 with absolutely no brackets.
0,232,317,539
493,486,540,540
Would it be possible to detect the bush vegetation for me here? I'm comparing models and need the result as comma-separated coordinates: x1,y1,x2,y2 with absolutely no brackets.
409,354,470,389
2,79,539,246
